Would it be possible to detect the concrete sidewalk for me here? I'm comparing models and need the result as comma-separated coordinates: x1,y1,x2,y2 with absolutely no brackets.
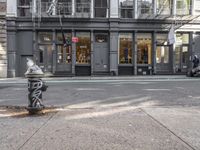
0,106,199,150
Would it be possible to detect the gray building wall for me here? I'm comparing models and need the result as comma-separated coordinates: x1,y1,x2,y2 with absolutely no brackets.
4,0,200,77
0,0,7,78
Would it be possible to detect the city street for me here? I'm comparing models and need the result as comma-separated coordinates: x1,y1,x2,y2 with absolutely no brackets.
0,76,200,150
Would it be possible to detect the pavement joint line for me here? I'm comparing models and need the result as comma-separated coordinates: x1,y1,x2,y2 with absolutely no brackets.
17,111,58,150
140,108,196,150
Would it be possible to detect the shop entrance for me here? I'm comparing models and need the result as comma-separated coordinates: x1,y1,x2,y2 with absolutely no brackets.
38,45,53,73
56,45,72,72
175,46,188,73
156,46,172,73
93,33,109,72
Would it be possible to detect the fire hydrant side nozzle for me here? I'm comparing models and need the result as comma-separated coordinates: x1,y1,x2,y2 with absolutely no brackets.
25,58,48,114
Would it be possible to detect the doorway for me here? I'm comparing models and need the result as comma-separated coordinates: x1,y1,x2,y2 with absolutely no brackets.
175,46,189,73
156,46,172,74
38,45,53,73
93,33,109,72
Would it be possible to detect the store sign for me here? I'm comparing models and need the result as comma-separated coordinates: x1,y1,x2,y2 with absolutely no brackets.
72,37,79,43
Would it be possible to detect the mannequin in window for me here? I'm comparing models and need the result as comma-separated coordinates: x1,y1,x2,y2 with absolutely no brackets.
143,46,148,64
124,48,128,63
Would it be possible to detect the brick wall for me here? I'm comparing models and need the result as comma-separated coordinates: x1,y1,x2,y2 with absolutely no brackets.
0,0,7,77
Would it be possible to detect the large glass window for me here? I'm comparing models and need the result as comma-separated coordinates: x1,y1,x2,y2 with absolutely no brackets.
138,0,153,17
119,33,133,64
56,32,72,64
76,0,91,13
137,33,152,64
176,0,190,15
156,0,171,15
76,32,91,64
119,0,134,18
18,0,31,17
38,32,53,43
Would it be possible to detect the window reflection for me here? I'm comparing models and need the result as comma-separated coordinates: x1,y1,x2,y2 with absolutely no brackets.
76,32,91,64
119,33,133,64
137,33,152,64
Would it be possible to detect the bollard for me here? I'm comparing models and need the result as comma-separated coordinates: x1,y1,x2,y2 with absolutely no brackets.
25,58,48,114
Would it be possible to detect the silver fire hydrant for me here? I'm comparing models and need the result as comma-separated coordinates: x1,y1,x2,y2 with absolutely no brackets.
25,58,48,114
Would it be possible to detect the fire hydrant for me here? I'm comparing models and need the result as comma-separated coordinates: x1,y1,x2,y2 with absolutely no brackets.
25,58,48,114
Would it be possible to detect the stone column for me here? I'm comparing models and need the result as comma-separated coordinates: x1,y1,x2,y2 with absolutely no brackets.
71,30,75,75
0,0,7,77
109,31,118,75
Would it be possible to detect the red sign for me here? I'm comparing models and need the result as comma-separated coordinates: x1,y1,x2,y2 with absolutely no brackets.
72,37,79,43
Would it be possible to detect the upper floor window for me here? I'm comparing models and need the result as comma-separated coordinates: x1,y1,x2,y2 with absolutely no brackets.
176,0,191,15
119,0,134,18
94,0,108,18
57,0,72,16
18,0,31,17
76,0,91,13
194,0,200,15
156,0,172,16
138,0,153,17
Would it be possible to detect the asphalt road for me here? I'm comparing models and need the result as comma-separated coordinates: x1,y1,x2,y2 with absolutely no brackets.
0,77,200,108
1,77,200,150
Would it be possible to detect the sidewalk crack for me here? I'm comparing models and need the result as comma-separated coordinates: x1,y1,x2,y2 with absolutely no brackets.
17,112,57,150
140,108,196,150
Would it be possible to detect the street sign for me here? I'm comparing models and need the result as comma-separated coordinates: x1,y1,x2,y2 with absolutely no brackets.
72,37,79,43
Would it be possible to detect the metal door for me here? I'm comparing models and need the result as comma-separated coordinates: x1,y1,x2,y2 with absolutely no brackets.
38,45,53,72
93,34,109,72
156,46,172,73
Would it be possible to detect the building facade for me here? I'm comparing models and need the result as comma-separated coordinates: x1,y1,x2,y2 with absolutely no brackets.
0,0,7,78
4,0,200,77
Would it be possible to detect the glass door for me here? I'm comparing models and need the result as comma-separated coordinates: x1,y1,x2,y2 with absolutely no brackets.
175,46,188,73
38,45,53,72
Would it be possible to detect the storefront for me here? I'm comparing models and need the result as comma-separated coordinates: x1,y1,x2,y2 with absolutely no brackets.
24,30,192,76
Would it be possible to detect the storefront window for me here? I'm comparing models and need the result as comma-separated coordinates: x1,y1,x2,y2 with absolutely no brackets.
95,0,108,18
176,0,190,15
138,0,153,16
76,32,91,64
137,33,152,64
119,0,134,18
156,0,171,15
119,33,133,64
56,32,72,64
156,33,168,45
38,32,53,43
